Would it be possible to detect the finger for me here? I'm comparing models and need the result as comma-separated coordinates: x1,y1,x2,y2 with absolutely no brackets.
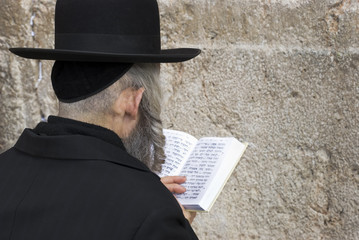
161,176,186,184
164,183,186,194
161,176,187,184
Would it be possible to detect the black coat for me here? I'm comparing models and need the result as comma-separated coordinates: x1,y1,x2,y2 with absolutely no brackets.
0,117,198,240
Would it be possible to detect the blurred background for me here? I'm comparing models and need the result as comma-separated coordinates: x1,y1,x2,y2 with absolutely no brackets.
0,0,358,239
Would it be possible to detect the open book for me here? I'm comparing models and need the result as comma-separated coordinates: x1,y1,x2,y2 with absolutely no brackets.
159,129,247,212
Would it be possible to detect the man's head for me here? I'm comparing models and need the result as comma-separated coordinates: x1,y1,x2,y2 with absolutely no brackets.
58,63,165,172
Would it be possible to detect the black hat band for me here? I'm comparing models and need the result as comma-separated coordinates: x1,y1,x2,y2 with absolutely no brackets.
55,34,161,54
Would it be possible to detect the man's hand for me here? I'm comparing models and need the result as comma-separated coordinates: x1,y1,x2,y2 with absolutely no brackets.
161,176,187,194
161,176,197,224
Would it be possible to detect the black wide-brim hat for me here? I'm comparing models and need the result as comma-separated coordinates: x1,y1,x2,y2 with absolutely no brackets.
10,0,200,63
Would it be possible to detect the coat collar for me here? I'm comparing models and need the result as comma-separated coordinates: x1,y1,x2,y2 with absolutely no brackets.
34,115,126,149
14,126,152,174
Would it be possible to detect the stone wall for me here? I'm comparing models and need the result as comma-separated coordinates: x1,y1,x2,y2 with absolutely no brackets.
1,0,358,239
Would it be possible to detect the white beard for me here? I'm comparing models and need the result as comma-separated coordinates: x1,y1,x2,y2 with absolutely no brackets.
122,115,155,170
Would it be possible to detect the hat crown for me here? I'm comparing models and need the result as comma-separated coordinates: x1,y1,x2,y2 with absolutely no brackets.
55,0,161,54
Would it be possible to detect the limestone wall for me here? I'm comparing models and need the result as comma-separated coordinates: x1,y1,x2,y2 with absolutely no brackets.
1,0,358,239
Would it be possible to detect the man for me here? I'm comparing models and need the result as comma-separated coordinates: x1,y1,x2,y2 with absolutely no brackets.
0,0,200,239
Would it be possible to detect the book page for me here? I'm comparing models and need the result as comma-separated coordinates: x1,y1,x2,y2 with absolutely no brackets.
175,137,233,205
159,129,198,177
198,138,246,211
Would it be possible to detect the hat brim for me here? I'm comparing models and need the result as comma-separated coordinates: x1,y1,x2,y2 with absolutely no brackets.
9,48,201,63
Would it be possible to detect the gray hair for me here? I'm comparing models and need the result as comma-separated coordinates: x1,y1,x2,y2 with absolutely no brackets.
58,63,165,173
120,63,165,173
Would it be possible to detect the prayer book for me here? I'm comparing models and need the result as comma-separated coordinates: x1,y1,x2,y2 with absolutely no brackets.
159,129,247,212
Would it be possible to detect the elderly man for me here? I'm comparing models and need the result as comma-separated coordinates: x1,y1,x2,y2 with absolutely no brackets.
0,0,200,239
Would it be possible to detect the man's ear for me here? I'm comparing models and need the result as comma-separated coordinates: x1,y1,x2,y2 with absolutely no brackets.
113,87,145,120
131,87,145,118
